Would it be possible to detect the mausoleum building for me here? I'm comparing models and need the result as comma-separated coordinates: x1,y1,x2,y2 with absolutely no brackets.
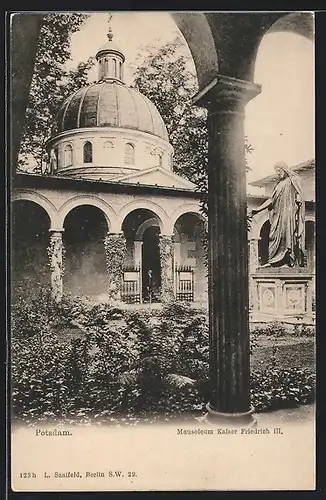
12,30,207,305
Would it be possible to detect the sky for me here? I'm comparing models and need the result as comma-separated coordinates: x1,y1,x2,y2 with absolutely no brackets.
67,12,315,193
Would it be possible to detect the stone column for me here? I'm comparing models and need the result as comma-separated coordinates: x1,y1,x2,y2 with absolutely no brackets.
174,242,181,267
311,229,316,316
159,234,175,302
104,233,126,300
248,238,260,312
134,240,143,302
134,241,143,268
193,75,261,425
249,238,260,274
48,229,65,302
173,241,181,296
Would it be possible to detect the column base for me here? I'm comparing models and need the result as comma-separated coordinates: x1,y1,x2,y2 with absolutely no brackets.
202,403,257,427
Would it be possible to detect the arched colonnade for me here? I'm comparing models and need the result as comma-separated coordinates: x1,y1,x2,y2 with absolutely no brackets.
12,192,206,303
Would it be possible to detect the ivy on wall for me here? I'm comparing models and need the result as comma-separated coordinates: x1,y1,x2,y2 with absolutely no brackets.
159,235,174,302
47,231,65,302
104,233,127,300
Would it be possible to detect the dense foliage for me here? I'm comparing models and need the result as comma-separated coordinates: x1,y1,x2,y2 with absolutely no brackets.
251,368,315,412
18,13,94,171
11,291,315,426
251,320,315,338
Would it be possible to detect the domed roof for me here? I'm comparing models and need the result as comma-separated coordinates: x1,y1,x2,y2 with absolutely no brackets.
52,81,169,142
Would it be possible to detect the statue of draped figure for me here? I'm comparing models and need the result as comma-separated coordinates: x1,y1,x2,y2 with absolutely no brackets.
252,162,306,267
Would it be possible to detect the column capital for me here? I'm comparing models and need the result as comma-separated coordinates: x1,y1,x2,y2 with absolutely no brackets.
159,233,174,240
106,231,124,237
248,236,261,242
192,74,261,111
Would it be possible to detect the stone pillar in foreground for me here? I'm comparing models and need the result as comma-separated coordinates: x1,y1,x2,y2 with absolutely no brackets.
48,229,65,302
104,232,126,300
193,75,261,425
159,234,175,302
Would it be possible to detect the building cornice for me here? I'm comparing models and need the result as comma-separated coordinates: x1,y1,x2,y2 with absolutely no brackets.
45,126,174,153
12,172,201,199
12,173,315,209
249,159,315,187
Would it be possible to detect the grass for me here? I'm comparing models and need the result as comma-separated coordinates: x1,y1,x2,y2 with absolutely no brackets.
53,325,316,375
251,335,315,374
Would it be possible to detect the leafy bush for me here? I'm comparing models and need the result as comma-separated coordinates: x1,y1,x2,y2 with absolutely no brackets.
251,320,315,338
251,321,287,338
11,294,209,424
250,333,259,355
10,292,315,425
292,323,315,337
251,368,315,412
11,286,54,340
11,334,83,423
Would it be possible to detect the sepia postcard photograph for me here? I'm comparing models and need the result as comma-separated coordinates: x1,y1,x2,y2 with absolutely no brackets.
8,10,316,493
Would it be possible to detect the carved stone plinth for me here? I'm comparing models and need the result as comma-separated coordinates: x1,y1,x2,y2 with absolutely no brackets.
251,272,314,324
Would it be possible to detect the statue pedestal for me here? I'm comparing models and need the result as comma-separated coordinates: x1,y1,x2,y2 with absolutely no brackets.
250,270,314,325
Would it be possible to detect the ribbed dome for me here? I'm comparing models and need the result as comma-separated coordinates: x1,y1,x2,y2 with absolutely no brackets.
52,81,169,141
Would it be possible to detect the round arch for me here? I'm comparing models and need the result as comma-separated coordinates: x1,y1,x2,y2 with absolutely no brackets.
171,13,219,89
267,12,314,41
12,190,58,228
257,219,271,266
117,200,168,233
250,212,270,240
168,204,207,235
250,12,314,81
135,217,160,241
173,13,313,87
58,195,116,231
12,196,52,295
